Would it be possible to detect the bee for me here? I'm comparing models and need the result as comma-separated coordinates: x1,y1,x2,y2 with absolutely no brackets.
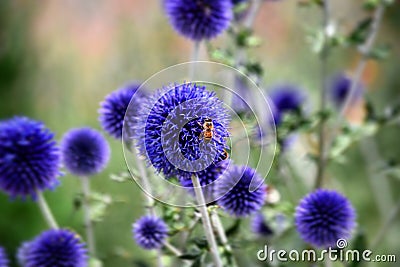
199,117,215,142
220,149,229,160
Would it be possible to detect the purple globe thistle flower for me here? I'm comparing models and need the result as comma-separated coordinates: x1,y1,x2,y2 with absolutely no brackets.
133,216,169,250
215,165,266,217
61,127,110,177
0,246,9,267
99,82,146,139
329,73,364,107
164,0,233,41
232,0,246,3
132,82,230,179
25,229,88,267
0,117,60,198
179,160,229,202
16,242,31,267
269,84,306,115
251,213,273,237
295,189,356,248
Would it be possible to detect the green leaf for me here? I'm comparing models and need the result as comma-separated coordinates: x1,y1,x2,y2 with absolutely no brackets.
347,18,372,45
306,28,325,54
109,171,131,183
367,44,391,60
88,258,103,267
89,192,113,222
225,219,241,237
363,0,381,10
178,250,202,260
192,236,209,250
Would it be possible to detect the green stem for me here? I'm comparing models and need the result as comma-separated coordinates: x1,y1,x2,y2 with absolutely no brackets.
82,177,96,257
36,190,59,229
371,199,400,250
191,174,223,267
189,41,201,79
314,0,331,189
210,209,237,266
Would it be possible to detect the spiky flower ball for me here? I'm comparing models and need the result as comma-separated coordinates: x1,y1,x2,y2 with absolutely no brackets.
295,189,356,248
16,242,31,267
24,229,87,267
61,127,110,176
251,213,273,237
215,165,266,217
132,82,230,179
0,246,9,267
133,216,169,250
99,82,145,139
329,73,364,107
0,117,60,198
164,0,233,41
180,160,229,202
269,84,305,117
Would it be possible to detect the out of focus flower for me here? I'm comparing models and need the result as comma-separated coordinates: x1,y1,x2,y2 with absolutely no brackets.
99,82,146,139
132,82,230,179
133,216,169,250
269,84,306,116
215,165,266,217
0,246,9,267
295,189,356,248
164,0,233,41
329,73,364,107
251,212,273,236
61,127,110,176
16,242,31,267
25,229,87,267
0,117,60,198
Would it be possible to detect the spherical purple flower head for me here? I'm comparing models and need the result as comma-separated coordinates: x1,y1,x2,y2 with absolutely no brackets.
215,165,266,217
329,73,364,107
295,189,356,248
132,82,230,179
99,82,146,139
269,84,306,115
0,246,9,267
0,117,60,198
25,229,87,267
251,213,273,237
133,216,169,250
61,127,110,176
17,242,31,267
164,0,233,41
179,160,229,202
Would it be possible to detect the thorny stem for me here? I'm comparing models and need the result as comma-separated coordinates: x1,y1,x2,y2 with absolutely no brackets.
36,190,59,229
314,0,331,189
339,4,385,120
371,199,400,250
191,174,223,267
210,209,238,267
244,0,262,28
133,151,164,267
189,41,201,79
82,177,96,257
321,4,386,185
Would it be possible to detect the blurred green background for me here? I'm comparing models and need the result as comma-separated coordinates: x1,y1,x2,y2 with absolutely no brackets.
0,1,399,266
